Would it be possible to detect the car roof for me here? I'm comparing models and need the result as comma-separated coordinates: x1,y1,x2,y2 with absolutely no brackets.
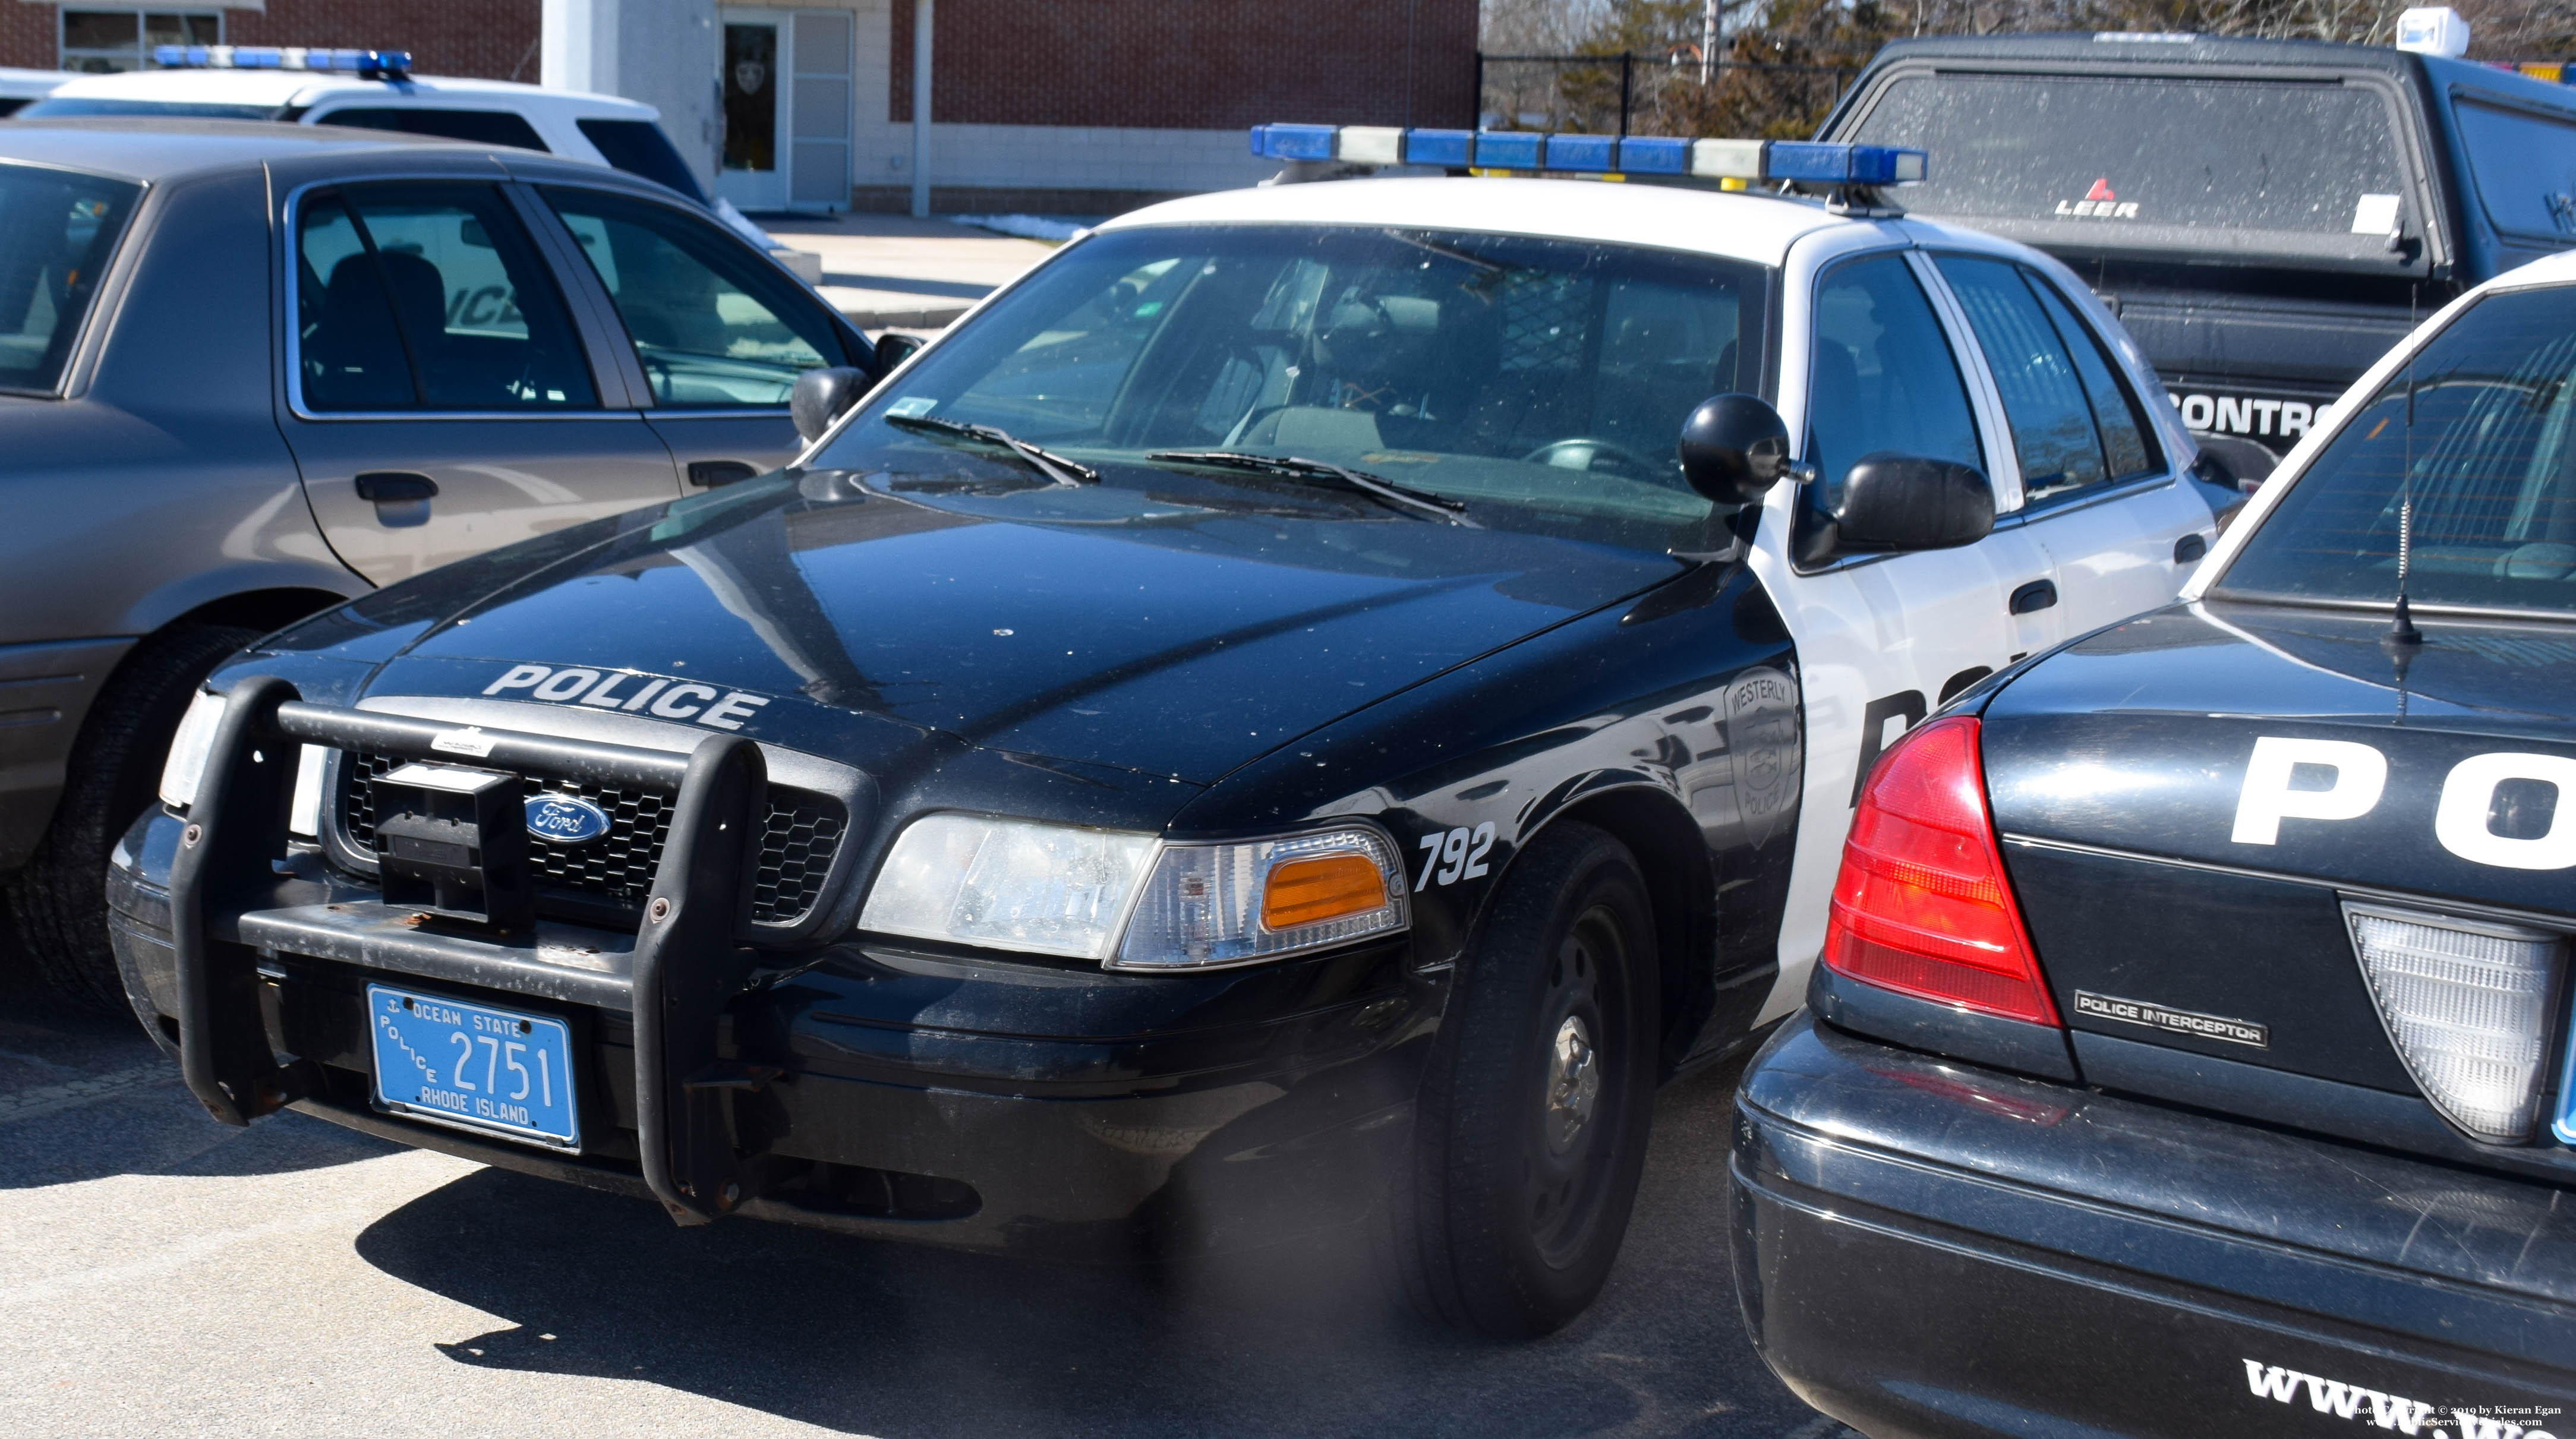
0,115,670,187
1855,31,2576,112
0,66,62,98
41,66,657,118
2483,245,2576,292
1099,175,1863,269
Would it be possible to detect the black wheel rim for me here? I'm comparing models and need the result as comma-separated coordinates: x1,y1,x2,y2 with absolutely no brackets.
1522,901,1626,1269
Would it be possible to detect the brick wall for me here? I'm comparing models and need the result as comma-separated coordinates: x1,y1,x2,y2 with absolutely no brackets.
887,0,1476,130
1,4,51,71
2,1,540,80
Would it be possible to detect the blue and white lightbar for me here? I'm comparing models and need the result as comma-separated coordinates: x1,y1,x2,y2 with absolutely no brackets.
1249,123,1927,187
152,45,412,76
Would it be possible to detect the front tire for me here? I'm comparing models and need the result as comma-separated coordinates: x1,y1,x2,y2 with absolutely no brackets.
8,623,258,1012
1393,821,1659,1337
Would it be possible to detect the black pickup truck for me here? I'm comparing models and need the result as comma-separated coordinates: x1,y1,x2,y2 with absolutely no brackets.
1820,32,2576,484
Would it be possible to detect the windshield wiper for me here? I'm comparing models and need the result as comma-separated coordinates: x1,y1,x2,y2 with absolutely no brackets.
885,413,1098,487
1144,450,1477,525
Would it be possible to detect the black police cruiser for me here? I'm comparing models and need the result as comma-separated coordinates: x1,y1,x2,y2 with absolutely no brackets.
1733,253,2576,1427
1819,30,2576,487
105,150,2218,1336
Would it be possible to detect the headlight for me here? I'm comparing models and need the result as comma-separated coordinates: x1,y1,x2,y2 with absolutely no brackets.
859,815,1159,960
857,816,1410,970
1113,828,1407,971
157,689,326,837
158,689,226,810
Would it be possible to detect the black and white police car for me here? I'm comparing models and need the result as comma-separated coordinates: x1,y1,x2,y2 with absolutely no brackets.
1733,252,2576,1423
109,127,2216,1336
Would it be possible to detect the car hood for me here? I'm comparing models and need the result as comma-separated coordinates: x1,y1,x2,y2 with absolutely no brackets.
1979,599,2576,914
276,472,1685,786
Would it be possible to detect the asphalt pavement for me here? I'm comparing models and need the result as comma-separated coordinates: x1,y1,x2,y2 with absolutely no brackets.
0,974,1840,1439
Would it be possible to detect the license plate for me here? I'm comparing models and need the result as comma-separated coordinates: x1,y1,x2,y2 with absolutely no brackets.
368,983,580,1150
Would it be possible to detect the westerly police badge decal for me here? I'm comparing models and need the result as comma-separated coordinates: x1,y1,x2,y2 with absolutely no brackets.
1725,667,1802,847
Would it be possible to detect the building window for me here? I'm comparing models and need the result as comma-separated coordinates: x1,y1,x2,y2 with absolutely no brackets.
61,11,220,73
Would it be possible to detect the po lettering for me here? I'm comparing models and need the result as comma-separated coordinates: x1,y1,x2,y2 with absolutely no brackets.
2231,736,2576,870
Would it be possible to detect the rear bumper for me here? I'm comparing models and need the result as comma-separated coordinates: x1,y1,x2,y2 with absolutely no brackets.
1731,1015,2576,1439
111,803,1430,1256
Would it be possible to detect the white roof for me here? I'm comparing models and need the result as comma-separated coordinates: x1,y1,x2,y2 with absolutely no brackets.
0,67,64,99
43,67,655,118
1101,175,1862,269
2485,245,2576,291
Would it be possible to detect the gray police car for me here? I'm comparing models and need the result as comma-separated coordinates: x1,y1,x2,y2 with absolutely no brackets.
0,118,874,1007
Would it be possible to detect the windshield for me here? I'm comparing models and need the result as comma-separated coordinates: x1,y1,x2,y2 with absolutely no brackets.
1843,73,2413,261
0,162,140,394
21,97,285,120
812,225,1769,555
2219,285,2576,616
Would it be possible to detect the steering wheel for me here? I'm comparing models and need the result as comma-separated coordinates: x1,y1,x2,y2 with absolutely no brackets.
1518,437,1670,482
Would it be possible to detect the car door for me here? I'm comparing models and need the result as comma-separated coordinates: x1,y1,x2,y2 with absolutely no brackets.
1928,250,2212,634
534,184,869,488
1750,242,2062,1022
279,178,685,586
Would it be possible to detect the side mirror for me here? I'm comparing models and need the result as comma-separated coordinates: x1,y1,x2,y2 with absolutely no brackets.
1678,393,1802,504
1834,452,1995,551
790,366,871,444
872,331,927,375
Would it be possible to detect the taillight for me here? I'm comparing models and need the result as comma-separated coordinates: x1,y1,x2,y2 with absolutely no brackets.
1824,716,2060,1026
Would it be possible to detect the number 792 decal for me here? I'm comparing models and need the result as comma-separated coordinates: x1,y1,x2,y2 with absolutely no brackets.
1415,823,1496,890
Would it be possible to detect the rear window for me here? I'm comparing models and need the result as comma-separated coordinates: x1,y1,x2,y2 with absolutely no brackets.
2218,284,2576,616
1843,72,2414,259
0,163,141,394
576,118,706,203
20,96,282,120
314,107,550,153
2451,98,2576,242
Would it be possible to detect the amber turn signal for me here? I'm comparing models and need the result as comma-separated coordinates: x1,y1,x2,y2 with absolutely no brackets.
1261,851,1388,930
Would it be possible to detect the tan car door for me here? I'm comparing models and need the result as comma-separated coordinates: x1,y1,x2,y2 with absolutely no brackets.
279,178,683,586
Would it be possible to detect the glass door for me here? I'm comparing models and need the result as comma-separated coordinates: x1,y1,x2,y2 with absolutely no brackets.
715,12,786,212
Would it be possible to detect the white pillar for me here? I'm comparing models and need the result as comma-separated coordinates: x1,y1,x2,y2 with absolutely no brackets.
910,0,932,217
543,0,723,194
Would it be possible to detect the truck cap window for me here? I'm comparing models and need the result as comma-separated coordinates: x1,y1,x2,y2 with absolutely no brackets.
811,225,1768,557
2219,285,2576,614
0,163,140,395
1848,73,2410,257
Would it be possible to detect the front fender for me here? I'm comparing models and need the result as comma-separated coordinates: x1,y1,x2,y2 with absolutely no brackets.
1172,563,1803,1040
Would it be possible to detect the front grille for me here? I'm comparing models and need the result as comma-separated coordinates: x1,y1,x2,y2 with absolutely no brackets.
338,752,844,926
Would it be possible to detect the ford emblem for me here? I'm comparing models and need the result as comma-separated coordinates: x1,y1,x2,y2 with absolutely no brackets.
525,794,611,845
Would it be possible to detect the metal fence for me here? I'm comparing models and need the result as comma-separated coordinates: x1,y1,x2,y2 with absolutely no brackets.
1475,52,1859,142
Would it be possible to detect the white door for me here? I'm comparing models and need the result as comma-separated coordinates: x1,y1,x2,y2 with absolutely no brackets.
1752,243,2064,1023
715,9,852,214
716,10,788,211
1924,250,2213,638
787,9,852,211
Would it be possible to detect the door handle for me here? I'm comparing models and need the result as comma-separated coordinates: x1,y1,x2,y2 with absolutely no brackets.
687,460,762,488
2174,532,2208,564
354,471,437,529
2009,578,2058,615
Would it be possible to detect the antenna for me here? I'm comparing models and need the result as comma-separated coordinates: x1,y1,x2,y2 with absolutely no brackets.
2385,281,2425,658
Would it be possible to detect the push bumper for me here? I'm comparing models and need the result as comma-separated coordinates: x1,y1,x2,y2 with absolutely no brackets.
1731,1015,2576,1439
109,686,1429,1254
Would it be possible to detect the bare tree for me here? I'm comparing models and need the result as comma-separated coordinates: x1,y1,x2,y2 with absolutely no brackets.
1481,0,2576,141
